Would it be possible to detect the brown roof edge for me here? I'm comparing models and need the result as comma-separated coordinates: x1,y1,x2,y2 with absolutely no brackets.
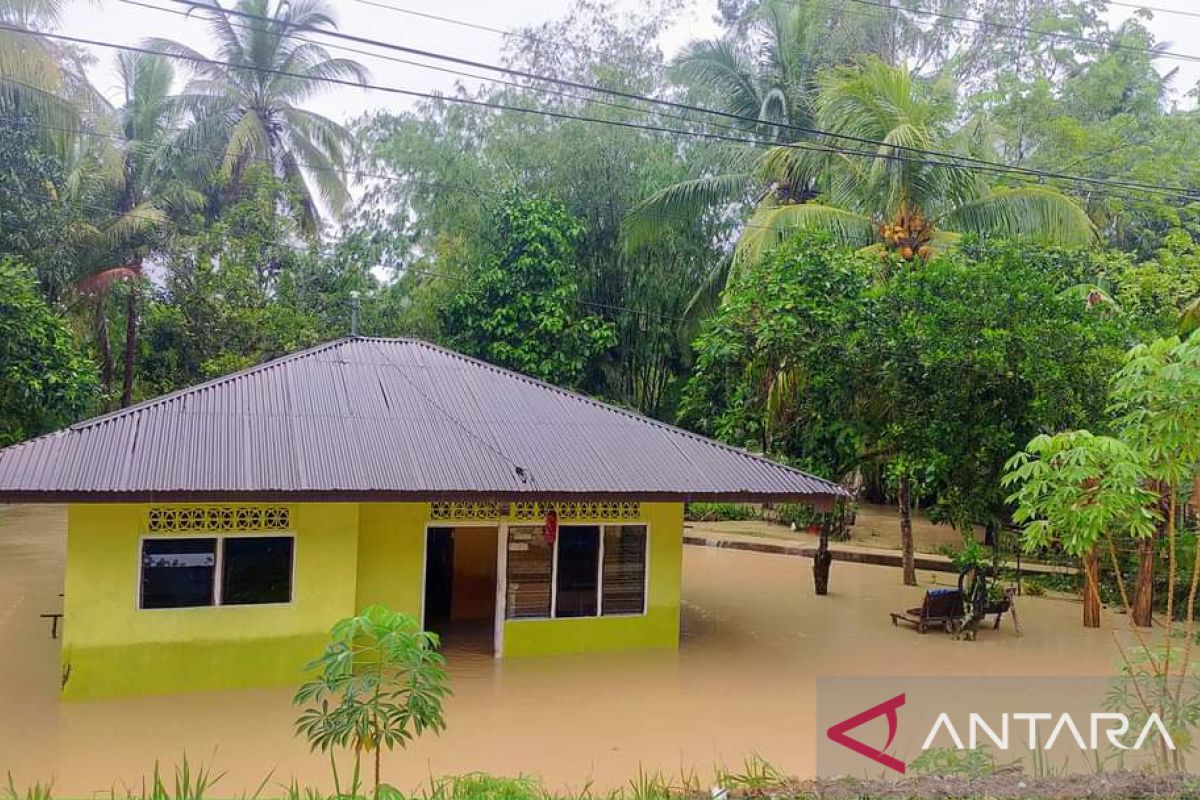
0,488,846,509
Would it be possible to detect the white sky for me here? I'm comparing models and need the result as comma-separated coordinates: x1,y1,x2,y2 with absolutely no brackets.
63,1,1200,125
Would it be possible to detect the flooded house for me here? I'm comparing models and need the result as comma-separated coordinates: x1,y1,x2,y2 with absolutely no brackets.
0,337,843,700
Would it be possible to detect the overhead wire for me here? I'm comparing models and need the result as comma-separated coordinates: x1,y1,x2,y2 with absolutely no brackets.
11,19,1200,212
841,0,1200,65
150,0,1200,200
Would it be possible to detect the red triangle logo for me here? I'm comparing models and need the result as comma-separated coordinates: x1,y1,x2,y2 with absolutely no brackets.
826,692,906,774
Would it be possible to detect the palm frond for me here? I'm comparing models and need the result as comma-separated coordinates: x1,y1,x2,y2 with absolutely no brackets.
734,201,874,272
100,201,165,249
624,172,753,249
140,37,229,83
223,109,270,172
670,38,763,125
941,186,1097,247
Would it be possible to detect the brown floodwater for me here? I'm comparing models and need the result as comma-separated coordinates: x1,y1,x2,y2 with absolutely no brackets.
0,505,1128,795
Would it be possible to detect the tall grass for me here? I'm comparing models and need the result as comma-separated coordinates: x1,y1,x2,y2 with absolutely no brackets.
3,756,797,800
4,774,53,800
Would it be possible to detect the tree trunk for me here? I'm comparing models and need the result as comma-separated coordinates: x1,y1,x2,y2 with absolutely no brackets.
813,514,832,595
1131,535,1155,627
899,475,916,586
1082,546,1102,628
373,743,381,798
97,307,114,411
120,279,139,408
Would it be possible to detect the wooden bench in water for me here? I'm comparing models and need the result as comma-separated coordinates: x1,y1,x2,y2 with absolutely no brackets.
890,588,964,633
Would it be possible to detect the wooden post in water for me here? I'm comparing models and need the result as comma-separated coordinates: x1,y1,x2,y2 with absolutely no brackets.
813,505,834,595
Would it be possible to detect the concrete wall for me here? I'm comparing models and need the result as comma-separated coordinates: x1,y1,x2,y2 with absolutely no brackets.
355,502,425,617
61,500,684,699
62,503,359,699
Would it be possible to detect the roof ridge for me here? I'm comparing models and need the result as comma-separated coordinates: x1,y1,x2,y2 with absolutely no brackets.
364,337,844,494
68,338,355,433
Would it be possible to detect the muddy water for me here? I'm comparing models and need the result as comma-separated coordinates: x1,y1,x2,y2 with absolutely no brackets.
0,506,1125,795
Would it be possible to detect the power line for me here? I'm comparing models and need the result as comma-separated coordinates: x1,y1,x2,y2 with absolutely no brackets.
154,0,1200,200
347,0,624,65
843,0,1200,65
0,115,793,238
4,19,1196,211
119,0,724,137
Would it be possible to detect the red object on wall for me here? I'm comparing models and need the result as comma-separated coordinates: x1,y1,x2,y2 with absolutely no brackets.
544,509,558,545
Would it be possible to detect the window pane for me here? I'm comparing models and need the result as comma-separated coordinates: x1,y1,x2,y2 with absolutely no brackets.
506,525,552,619
555,526,599,618
141,538,216,609
603,525,647,615
222,537,294,605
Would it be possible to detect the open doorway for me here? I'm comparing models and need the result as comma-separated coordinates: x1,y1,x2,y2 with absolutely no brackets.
423,526,498,655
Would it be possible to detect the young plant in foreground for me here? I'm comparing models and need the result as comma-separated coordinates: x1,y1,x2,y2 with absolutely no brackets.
295,606,451,798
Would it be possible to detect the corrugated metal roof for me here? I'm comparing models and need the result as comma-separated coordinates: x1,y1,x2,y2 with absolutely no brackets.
0,337,846,503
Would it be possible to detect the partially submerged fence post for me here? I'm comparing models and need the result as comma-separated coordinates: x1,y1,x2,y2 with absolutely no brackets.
813,502,839,595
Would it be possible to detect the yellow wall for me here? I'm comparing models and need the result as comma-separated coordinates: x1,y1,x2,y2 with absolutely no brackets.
501,503,683,657
355,502,425,617
61,500,684,699
62,503,359,699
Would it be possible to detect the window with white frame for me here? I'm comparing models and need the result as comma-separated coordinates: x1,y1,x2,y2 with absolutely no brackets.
140,536,294,609
505,523,646,619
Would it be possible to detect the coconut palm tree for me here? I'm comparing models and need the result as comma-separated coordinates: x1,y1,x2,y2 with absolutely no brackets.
0,0,107,159
634,58,1096,285
735,57,1096,268
633,0,857,237
147,0,368,233
75,52,205,407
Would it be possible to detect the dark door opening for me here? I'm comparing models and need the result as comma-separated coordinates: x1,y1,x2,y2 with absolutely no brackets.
423,526,498,655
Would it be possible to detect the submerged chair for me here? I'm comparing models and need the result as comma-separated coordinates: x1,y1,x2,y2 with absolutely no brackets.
890,587,964,633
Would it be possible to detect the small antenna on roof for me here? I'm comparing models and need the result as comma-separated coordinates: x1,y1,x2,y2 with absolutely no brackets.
349,290,361,337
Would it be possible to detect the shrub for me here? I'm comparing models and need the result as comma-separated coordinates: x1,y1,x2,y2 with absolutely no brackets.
684,502,758,522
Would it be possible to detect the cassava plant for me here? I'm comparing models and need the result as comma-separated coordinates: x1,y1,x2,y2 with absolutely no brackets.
1002,430,1157,628
294,606,450,799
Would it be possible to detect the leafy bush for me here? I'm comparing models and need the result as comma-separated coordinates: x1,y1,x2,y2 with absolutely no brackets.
421,774,543,800
0,258,97,445
778,504,818,529
684,502,758,522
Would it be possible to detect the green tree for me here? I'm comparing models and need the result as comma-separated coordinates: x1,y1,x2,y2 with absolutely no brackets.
295,606,450,799
0,112,83,301
0,0,107,160
0,257,97,445
1110,335,1200,629
150,0,367,231
354,1,725,415
632,0,937,243
735,58,1095,267
137,167,326,395
866,240,1129,581
1003,430,1157,627
437,195,615,388
680,232,871,477
76,52,206,408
